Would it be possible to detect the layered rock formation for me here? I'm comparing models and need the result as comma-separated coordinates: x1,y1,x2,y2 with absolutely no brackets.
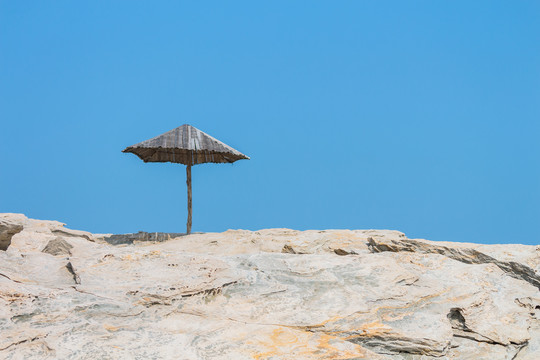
1,213,539,359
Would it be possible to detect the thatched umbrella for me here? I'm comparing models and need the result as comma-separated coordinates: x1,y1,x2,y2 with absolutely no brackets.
122,124,249,234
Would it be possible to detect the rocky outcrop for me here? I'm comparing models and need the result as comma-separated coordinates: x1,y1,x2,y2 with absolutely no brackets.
1,213,539,359
0,214,25,250
367,237,540,290
100,231,185,245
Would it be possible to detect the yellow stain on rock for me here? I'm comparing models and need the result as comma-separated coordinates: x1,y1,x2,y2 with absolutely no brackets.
250,326,372,360
103,324,120,332
381,311,414,322
143,250,161,258
314,332,372,359
342,320,394,341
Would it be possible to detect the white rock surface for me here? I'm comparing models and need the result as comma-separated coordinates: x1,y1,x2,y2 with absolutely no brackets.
0,213,539,359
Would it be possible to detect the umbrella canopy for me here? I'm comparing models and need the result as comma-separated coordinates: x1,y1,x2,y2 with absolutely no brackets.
122,124,249,165
123,124,249,234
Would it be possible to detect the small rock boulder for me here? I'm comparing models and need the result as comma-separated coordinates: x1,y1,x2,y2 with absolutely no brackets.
42,237,73,256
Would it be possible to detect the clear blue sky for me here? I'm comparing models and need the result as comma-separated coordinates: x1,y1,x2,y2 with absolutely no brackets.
1,1,539,244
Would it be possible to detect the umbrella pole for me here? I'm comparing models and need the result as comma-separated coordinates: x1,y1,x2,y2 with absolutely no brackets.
186,164,192,235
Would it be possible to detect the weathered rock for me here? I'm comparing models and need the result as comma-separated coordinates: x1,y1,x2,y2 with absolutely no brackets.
42,238,73,256
0,213,539,359
51,228,95,242
101,231,185,245
367,237,540,290
0,214,25,251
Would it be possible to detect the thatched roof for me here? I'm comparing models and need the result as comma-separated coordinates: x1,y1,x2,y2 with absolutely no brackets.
122,124,250,165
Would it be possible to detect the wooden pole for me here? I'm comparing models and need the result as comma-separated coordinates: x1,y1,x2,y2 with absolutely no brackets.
186,164,192,235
